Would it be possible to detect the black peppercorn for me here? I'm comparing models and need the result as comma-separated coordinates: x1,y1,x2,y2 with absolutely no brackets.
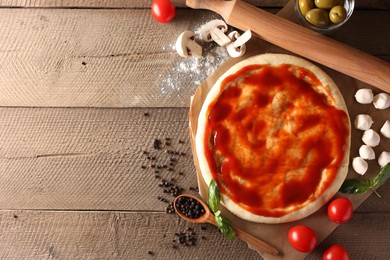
175,196,205,219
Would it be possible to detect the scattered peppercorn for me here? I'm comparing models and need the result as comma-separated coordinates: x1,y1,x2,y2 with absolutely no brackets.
189,186,199,192
153,139,162,150
166,202,175,214
144,112,150,117
139,137,202,250
173,228,198,247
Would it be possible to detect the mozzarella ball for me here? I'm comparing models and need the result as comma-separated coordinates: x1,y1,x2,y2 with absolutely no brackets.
354,114,373,130
354,88,374,104
380,120,390,138
373,93,390,109
362,129,381,147
378,151,390,168
352,157,368,175
359,145,375,160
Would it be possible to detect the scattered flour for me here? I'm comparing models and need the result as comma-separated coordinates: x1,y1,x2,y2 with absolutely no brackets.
158,20,230,99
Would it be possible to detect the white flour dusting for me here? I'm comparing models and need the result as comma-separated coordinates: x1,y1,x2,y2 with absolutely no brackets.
158,20,230,99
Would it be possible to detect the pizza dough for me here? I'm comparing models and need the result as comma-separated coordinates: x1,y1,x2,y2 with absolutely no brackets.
195,53,351,223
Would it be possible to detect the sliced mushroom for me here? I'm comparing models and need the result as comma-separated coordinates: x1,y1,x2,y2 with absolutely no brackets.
175,31,203,58
199,19,230,46
226,30,252,58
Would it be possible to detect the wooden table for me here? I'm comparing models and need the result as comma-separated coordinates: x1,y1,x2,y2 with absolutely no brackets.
0,0,389,259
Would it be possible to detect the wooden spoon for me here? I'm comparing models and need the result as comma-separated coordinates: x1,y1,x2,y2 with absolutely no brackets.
186,0,390,93
173,194,279,256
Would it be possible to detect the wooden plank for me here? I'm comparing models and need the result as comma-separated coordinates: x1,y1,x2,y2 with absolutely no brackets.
307,213,390,259
0,0,387,9
0,8,203,108
0,0,289,8
0,210,261,259
0,107,199,210
332,11,390,56
0,210,388,259
0,9,388,107
354,180,390,213
0,106,390,213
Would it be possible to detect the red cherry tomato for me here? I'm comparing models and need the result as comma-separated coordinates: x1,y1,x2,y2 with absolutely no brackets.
288,225,318,253
151,0,176,23
327,197,353,223
323,244,350,260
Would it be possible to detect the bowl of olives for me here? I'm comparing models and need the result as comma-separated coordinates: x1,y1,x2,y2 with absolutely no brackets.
295,0,354,33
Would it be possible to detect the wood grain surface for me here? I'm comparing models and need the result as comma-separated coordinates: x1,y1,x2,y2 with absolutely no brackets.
0,107,198,210
0,211,388,259
0,9,388,107
0,0,388,9
0,0,389,259
0,211,261,259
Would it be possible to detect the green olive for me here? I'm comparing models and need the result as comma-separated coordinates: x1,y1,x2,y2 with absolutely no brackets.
298,0,315,16
314,0,344,9
305,8,330,27
329,5,347,24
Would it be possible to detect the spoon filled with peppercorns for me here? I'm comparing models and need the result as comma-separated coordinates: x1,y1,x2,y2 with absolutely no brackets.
174,194,279,256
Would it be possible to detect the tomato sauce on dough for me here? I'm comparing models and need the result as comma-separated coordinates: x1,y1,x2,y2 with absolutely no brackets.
204,64,349,217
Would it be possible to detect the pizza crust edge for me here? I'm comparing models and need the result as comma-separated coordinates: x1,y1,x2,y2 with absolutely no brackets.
195,53,351,224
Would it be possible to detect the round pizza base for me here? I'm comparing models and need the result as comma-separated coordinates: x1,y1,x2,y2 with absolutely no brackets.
195,53,351,224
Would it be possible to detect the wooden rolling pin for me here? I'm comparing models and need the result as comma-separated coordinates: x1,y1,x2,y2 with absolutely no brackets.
186,0,390,93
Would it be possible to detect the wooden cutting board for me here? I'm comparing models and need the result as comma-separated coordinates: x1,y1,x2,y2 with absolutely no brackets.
189,1,389,259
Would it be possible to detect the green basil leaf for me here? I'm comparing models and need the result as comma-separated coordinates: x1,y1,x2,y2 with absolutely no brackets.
220,215,235,241
214,211,235,241
208,179,221,213
339,179,369,194
373,163,390,187
214,211,223,226
220,224,235,240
